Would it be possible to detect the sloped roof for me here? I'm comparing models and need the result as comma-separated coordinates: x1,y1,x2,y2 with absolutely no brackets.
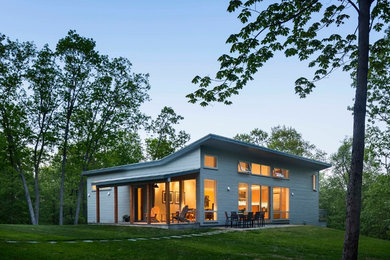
83,133,331,176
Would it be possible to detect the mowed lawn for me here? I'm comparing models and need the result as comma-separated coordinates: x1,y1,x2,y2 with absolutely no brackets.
0,225,389,259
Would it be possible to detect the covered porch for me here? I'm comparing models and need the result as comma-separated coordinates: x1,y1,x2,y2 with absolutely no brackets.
93,169,199,226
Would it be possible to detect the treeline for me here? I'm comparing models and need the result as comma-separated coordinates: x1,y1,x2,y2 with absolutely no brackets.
0,31,189,225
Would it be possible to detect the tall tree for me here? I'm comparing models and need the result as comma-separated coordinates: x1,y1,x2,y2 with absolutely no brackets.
73,56,150,224
146,107,190,160
56,30,100,225
187,1,390,257
234,126,326,160
0,34,37,224
234,128,268,146
26,45,60,224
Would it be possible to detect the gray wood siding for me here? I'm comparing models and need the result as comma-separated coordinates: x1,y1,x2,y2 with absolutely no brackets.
200,146,319,225
87,148,200,223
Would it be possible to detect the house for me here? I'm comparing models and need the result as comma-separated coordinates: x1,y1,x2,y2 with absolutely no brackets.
83,134,331,228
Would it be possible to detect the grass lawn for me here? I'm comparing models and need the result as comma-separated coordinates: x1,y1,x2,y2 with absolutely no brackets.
0,225,389,259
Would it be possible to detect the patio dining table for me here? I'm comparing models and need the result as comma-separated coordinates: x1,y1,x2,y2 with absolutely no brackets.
238,212,253,228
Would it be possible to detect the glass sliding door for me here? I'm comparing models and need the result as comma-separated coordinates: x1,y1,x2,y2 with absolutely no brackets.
250,185,269,219
204,179,217,221
261,186,270,219
251,185,260,212
238,183,249,212
272,187,289,219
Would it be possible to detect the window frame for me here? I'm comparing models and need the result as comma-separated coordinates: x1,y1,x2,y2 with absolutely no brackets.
203,154,218,169
272,168,289,179
204,179,217,222
272,187,290,220
312,174,317,191
238,161,251,174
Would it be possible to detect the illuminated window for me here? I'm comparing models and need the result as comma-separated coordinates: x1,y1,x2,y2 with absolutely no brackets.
313,174,317,191
238,161,251,173
91,185,111,192
273,168,289,178
204,155,217,168
273,187,289,219
261,165,271,176
251,163,261,175
251,185,270,219
204,179,217,221
238,183,249,212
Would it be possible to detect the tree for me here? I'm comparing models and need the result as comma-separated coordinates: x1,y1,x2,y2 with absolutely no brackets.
187,1,390,257
146,107,190,160
233,128,268,146
234,125,326,160
73,56,150,224
56,30,100,225
0,34,37,224
26,45,60,224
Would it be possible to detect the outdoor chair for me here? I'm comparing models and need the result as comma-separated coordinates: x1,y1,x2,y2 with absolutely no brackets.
172,205,190,223
230,211,239,227
259,211,265,227
245,212,254,228
224,211,231,227
253,212,261,227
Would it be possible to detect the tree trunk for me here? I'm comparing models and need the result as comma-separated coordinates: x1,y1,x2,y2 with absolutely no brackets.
342,1,371,259
74,175,85,225
20,173,37,225
59,115,70,225
34,165,40,224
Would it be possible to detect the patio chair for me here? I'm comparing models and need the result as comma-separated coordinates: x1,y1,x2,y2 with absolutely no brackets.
245,212,254,228
253,212,261,227
224,211,231,227
150,206,160,223
172,205,190,223
259,211,265,227
231,211,239,227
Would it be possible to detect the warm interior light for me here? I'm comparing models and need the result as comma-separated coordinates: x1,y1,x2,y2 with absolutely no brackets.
153,183,159,188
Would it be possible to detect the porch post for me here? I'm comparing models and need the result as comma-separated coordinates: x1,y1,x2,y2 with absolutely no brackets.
96,187,100,223
165,180,170,225
129,185,134,224
114,186,118,223
179,180,183,210
146,183,151,224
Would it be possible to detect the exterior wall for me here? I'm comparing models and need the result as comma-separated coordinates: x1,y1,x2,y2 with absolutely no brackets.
199,146,320,226
86,148,200,223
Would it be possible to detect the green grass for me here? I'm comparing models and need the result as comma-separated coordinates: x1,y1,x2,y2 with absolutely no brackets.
0,225,389,259
0,224,209,241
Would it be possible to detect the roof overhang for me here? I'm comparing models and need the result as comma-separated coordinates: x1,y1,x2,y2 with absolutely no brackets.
83,134,331,176
92,168,199,188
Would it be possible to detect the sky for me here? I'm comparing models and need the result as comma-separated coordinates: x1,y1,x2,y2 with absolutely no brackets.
0,0,356,155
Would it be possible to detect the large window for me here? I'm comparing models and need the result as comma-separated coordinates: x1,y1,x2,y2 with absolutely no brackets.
204,179,217,221
251,185,270,219
273,168,289,178
273,187,289,219
251,163,271,176
238,183,249,212
204,155,217,168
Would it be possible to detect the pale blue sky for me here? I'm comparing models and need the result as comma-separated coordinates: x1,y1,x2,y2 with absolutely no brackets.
1,0,355,155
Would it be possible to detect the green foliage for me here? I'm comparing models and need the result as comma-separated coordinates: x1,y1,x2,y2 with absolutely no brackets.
234,125,326,160
146,107,190,160
187,0,390,105
234,128,268,146
320,138,390,240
